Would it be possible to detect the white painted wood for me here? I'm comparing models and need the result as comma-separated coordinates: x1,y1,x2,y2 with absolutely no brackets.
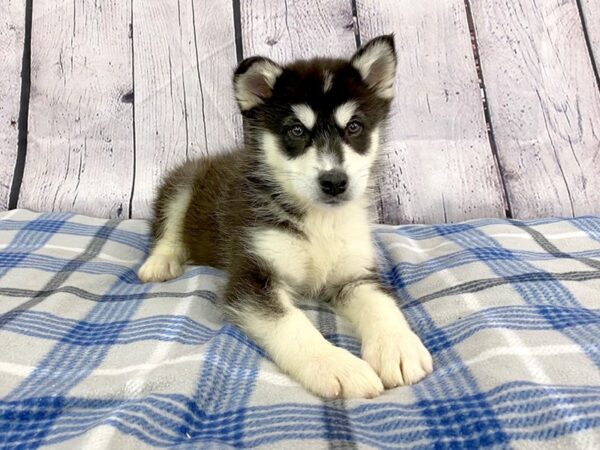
240,0,357,61
0,0,24,210
131,0,242,218
356,0,507,224
18,0,134,218
471,0,600,218
580,0,600,69
8,0,598,222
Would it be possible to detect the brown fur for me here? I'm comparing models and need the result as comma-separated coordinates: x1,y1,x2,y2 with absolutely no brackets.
151,145,302,321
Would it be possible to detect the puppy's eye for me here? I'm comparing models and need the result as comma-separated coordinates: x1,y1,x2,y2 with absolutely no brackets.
346,120,363,136
288,125,306,138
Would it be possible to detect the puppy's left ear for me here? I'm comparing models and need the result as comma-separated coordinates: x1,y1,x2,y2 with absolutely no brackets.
351,34,397,99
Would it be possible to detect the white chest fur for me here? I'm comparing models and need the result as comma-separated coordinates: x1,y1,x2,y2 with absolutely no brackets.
251,202,376,294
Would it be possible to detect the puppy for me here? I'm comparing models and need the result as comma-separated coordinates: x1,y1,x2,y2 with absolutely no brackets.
138,35,433,398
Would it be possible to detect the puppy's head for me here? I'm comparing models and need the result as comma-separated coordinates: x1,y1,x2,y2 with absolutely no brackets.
233,35,396,208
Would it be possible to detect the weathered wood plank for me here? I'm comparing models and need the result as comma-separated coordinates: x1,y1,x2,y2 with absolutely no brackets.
18,0,133,218
131,0,241,218
240,0,357,60
580,0,600,69
0,0,24,211
356,0,507,224
470,0,600,218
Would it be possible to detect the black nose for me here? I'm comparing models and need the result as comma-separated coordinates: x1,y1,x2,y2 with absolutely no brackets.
318,170,348,196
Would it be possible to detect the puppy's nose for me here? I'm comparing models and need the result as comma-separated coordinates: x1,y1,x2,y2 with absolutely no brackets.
318,170,348,196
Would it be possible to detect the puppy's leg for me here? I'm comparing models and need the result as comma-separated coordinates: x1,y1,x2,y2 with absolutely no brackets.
138,184,191,283
331,280,433,388
224,272,383,399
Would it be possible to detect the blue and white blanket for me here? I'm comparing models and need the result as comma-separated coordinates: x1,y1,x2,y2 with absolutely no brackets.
1,209,599,449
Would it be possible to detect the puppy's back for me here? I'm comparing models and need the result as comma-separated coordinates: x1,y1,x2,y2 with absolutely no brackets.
152,150,243,268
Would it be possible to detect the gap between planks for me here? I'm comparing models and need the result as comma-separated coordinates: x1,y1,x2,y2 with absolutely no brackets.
464,0,512,218
7,0,32,210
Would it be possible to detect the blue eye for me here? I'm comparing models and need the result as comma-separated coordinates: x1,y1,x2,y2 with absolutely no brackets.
289,125,305,138
346,120,363,136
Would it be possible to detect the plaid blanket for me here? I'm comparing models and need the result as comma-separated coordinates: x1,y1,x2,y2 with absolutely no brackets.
1,209,599,449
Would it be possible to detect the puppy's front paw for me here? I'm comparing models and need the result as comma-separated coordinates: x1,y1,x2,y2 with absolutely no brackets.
137,254,183,282
362,329,433,388
294,347,384,399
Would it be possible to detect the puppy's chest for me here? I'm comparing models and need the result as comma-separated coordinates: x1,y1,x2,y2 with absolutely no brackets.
251,209,375,293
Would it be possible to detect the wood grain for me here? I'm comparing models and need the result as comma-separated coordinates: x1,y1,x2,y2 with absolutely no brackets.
356,0,507,223
0,0,24,211
239,0,357,60
130,0,241,218
470,0,600,218
7,0,599,222
580,0,600,69
18,0,134,218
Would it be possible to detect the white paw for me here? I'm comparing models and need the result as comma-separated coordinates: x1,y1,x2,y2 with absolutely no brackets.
137,254,183,282
362,329,433,388
293,346,384,399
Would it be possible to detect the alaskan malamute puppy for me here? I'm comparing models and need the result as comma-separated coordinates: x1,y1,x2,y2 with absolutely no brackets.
138,35,433,398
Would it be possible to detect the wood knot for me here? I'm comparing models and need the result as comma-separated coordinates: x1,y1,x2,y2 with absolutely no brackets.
121,90,134,103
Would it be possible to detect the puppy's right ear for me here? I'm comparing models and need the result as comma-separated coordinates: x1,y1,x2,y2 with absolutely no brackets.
233,56,282,111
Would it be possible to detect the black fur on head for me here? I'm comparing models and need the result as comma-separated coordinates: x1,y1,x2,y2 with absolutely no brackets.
233,35,397,207
233,35,397,150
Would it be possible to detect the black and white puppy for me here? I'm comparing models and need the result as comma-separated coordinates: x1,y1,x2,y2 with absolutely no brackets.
138,35,433,398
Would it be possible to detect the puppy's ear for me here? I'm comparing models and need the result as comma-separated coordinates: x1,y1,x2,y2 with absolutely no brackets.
233,56,282,111
351,34,397,99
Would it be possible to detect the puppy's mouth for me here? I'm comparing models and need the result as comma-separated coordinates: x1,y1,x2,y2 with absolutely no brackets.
319,194,350,206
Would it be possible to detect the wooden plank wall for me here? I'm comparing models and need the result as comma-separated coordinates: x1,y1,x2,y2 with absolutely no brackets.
0,0,25,211
2,0,600,223
470,0,600,218
131,0,242,218
357,0,506,223
18,0,134,218
581,0,600,68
